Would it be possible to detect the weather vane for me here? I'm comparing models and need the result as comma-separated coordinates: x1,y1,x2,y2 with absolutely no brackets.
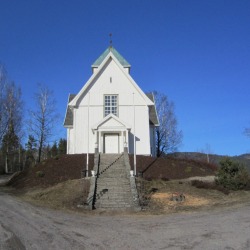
109,33,112,47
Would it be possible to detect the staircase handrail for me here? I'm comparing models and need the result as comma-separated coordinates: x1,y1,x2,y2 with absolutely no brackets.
91,153,123,208
97,153,124,177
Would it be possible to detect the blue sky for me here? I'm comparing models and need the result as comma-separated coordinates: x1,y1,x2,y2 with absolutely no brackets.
1,0,249,156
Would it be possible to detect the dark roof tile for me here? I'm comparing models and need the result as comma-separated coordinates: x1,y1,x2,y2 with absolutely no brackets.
63,94,76,127
146,93,159,126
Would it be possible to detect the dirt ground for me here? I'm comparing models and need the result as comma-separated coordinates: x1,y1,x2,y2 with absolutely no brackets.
1,188,250,250
9,176,250,216
1,155,250,249
142,178,250,214
4,154,250,214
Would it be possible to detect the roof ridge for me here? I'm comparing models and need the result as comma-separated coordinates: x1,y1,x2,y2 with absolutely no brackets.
92,47,131,68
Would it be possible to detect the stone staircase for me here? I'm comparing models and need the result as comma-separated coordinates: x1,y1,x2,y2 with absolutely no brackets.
94,154,135,210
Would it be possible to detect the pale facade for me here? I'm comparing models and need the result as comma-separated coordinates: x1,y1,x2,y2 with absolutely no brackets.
64,47,159,156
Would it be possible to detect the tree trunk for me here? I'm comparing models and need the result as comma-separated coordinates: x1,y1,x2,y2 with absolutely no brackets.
156,130,161,157
5,154,8,174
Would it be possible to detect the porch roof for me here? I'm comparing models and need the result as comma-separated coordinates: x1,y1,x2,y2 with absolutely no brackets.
92,114,131,131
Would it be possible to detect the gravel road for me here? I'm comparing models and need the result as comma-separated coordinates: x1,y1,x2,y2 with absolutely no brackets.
1,188,250,250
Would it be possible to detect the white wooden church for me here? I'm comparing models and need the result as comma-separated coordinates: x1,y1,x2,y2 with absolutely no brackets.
64,46,159,156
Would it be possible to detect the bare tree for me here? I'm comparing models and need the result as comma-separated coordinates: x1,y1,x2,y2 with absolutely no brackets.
153,91,183,157
3,83,23,172
29,84,58,162
4,82,23,134
0,65,24,173
0,65,8,142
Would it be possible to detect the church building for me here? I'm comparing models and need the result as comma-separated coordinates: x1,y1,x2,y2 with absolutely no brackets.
64,46,159,156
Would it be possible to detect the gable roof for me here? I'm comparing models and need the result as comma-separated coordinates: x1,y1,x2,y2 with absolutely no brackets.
69,49,154,107
146,93,160,126
63,94,76,127
92,47,131,68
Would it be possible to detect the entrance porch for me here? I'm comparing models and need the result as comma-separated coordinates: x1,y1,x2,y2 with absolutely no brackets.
92,114,131,154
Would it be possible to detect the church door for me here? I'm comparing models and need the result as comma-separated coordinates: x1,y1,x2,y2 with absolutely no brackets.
104,133,119,153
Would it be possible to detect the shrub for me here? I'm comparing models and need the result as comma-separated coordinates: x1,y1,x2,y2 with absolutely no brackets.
191,180,229,195
36,171,45,178
215,158,249,190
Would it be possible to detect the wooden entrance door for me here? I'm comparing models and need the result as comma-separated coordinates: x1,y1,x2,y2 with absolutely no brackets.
104,133,119,153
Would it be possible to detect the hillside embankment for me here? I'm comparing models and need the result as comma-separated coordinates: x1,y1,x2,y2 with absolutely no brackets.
3,154,250,214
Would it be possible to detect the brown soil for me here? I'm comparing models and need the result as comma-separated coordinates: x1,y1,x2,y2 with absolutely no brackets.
4,154,250,214
9,154,94,189
129,155,216,180
9,154,216,190
137,179,250,214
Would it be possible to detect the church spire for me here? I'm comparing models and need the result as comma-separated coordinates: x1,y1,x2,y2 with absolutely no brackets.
109,33,112,49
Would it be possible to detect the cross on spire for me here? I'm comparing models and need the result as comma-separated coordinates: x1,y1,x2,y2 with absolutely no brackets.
109,33,112,48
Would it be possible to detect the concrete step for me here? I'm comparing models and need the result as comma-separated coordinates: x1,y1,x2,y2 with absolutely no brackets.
93,153,138,210
96,192,132,197
95,200,132,206
96,189,131,194
96,194,132,198
96,186,130,189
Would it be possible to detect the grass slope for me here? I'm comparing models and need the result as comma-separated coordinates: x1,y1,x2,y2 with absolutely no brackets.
170,152,250,172
5,154,250,214
8,154,216,190
9,154,94,189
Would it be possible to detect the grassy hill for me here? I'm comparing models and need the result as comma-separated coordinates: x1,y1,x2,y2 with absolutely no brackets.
8,154,216,189
170,152,250,172
5,153,250,214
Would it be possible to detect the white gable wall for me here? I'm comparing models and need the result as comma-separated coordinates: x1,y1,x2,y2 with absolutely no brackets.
67,54,154,155
77,59,149,107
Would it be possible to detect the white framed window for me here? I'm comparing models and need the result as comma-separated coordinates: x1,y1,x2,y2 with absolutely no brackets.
104,95,118,116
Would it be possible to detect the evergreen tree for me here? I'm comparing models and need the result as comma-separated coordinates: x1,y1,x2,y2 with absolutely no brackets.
51,141,58,157
58,138,67,155
25,135,37,167
2,122,19,173
216,158,249,190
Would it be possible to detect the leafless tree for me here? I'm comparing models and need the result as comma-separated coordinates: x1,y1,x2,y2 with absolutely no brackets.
0,65,8,142
4,82,23,134
153,91,183,157
29,84,58,162
0,65,24,173
4,82,23,170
